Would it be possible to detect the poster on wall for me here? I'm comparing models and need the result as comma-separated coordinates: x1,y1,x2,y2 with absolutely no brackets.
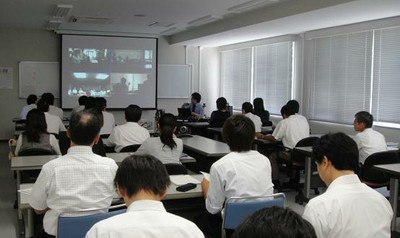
0,67,13,89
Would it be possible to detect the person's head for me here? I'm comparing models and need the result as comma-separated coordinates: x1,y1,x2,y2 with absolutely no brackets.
286,100,300,113
24,109,48,142
94,97,107,111
125,104,142,122
191,92,201,104
312,133,359,185
78,95,88,106
222,114,255,152
36,97,50,112
114,154,171,205
354,111,373,132
158,113,177,150
68,109,102,146
85,96,96,109
242,102,253,114
232,206,317,238
121,77,127,84
41,93,55,105
280,105,295,119
253,98,265,112
26,94,37,105
216,97,228,111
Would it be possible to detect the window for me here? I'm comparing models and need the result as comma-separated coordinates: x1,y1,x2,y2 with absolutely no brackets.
309,26,400,126
220,41,293,114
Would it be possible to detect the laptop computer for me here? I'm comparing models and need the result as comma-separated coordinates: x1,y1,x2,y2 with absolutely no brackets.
177,108,192,119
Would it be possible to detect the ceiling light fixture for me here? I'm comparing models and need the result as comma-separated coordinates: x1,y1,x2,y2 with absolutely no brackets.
187,15,222,27
228,0,278,13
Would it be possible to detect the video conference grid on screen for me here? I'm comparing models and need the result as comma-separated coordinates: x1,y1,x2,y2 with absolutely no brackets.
61,35,157,109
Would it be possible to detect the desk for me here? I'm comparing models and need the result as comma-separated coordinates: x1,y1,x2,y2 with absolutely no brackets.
373,163,400,231
292,146,314,202
208,126,273,140
19,174,204,238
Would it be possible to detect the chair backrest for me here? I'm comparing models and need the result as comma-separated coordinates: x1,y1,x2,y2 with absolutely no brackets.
18,148,56,156
164,163,188,175
361,150,400,184
57,206,126,238
58,131,106,156
223,193,286,230
292,136,319,162
120,144,141,152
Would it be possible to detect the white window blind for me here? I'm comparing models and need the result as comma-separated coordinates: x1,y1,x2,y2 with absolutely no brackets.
309,31,373,124
254,42,293,114
372,26,400,124
221,48,252,110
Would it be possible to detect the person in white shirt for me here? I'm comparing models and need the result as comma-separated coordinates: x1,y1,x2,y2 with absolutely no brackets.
196,114,273,238
94,97,115,135
37,98,66,135
242,102,263,139
302,133,392,238
29,109,118,237
106,104,150,152
41,93,64,119
136,113,183,164
71,95,87,115
19,94,37,119
85,154,204,238
352,111,388,164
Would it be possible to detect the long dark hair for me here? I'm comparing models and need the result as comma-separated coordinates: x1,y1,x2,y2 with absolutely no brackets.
23,109,48,142
253,97,265,113
159,113,177,150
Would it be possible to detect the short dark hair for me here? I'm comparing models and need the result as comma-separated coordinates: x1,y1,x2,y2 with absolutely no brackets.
94,97,107,111
312,132,359,172
222,114,255,152
253,98,265,112
242,102,253,113
280,105,295,117
37,98,50,112
78,95,88,105
41,93,55,105
216,97,227,110
232,206,317,238
27,94,37,105
114,154,171,197
85,96,96,109
354,111,373,128
191,92,201,103
69,109,102,145
125,104,142,122
286,100,300,113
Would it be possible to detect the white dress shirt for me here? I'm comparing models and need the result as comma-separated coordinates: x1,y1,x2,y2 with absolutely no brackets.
303,174,392,238
272,114,309,148
20,104,36,119
353,128,388,164
244,113,262,132
100,111,115,135
29,146,118,236
44,112,66,135
48,105,64,119
106,122,150,152
15,133,61,155
86,200,204,238
206,150,274,214
135,137,183,164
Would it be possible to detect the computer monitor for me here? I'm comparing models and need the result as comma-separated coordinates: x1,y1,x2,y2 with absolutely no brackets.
177,108,191,119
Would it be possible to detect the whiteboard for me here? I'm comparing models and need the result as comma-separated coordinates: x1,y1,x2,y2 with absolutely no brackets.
19,61,60,98
158,64,191,98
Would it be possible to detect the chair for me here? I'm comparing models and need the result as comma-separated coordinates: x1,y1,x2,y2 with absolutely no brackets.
164,163,188,175
359,150,400,188
57,204,126,238
222,193,286,238
120,144,141,152
18,148,56,156
58,131,106,156
18,148,56,183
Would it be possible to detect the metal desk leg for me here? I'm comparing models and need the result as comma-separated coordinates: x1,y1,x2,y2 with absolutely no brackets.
389,177,399,231
17,171,22,219
26,208,34,238
304,156,312,201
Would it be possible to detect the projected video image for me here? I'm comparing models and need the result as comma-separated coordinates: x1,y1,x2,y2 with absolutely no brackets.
110,73,149,93
67,72,111,97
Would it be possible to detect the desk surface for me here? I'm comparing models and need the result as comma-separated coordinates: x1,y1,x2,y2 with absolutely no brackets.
208,126,273,134
374,164,400,177
181,135,230,157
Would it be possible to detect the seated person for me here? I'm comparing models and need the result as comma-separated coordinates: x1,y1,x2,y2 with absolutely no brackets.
241,102,263,139
353,111,387,164
106,105,150,152
113,77,129,92
41,93,64,119
253,97,272,126
94,97,115,135
86,154,204,238
71,95,87,115
20,94,37,119
37,98,66,135
29,109,118,237
15,109,61,155
184,92,204,118
303,133,392,238
232,207,316,238
196,114,273,238
209,97,231,127
135,113,183,164
264,104,309,185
